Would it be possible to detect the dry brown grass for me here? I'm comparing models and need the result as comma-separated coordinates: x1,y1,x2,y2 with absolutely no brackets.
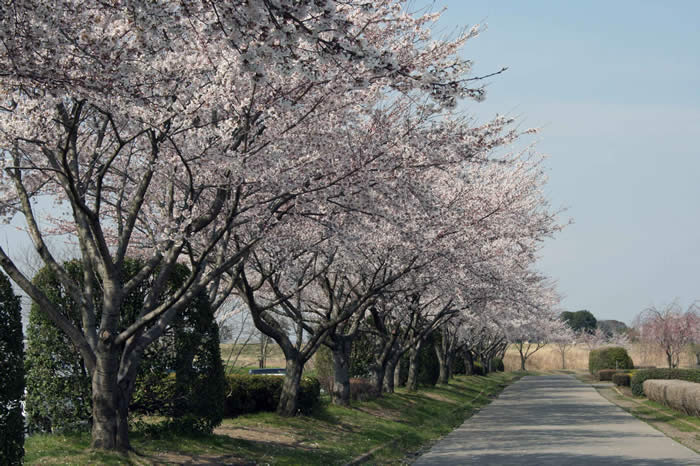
643,380,700,416
503,344,697,372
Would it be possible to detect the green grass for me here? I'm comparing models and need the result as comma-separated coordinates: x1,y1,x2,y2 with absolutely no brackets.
638,400,700,431
24,371,519,465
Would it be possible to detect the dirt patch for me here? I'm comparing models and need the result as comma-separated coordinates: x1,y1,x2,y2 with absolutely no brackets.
214,424,299,445
422,392,458,404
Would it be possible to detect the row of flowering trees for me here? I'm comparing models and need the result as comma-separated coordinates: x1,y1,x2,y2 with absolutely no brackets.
0,0,564,452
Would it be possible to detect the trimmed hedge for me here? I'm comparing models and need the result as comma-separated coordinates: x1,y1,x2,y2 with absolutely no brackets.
589,347,634,375
224,375,321,416
631,368,700,396
349,378,379,401
612,373,631,387
643,380,700,416
598,369,620,381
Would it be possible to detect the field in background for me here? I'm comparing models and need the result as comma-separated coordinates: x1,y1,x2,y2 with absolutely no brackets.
503,344,698,372
220,342,286,370
221,341,697,374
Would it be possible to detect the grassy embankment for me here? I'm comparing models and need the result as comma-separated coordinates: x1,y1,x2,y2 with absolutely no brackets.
25,371,521,465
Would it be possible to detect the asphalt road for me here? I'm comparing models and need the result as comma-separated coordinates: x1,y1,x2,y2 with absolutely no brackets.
412,375,700,465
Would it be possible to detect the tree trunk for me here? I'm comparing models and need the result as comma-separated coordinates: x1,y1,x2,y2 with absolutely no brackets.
446,351,455,380
561,351,566,369
435,344,449,385
91,346,128,451
330,337,352,406
394,360,402,388
371,364,386,395
465,350,475,375
278,358,304,416
406,341,422,391
518,345,526,371
383,357,398,393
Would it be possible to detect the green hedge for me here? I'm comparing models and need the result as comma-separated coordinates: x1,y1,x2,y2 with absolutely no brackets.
0,272,24,464
25,260,225,435
589,347,634,375
612,373,631,387
492,358,505,372
598,369,623,381
631,368,700,396
224,375,321,417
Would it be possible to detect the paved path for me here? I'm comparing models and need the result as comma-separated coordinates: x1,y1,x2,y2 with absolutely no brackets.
413,375,699,465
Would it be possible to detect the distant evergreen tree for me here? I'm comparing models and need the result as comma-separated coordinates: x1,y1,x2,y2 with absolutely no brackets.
561,310,597,334
0,272,25,464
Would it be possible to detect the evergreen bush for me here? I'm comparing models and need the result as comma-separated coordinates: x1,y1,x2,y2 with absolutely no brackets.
0,272,24,464
612,373,631,387
471,362,485,376
598,369,622,381
452,355,467,375
417,334,440,386
492,357,505,372
314,344,334,394
588,347,633,375
224,374,321,416
25,260,225,434
349,331,376,378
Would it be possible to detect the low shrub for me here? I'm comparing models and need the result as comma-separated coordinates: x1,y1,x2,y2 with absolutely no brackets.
224,374,321,416
631,368,700,396
643,380,700,416
452,356,467,375
349,378,379,401
612,373,631,387
297,377,322,414
492,358,505,372
589,347,634,375
471,362,485,376
598,369,621,381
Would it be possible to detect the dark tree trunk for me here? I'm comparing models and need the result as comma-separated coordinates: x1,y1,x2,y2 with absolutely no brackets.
394,359,402,388
91,345,128,451
371,364,386,395
446,351,455,380
406,341,422,391
278,358,304,416
435,345,449,384
330,337,352,406
383,357,398,393
465,350,475,375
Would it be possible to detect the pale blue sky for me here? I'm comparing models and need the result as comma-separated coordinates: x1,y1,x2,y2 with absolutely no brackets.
420,0,700,323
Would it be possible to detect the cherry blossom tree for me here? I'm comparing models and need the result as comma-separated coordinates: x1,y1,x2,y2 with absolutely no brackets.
634,302,700,368
0,0,500,450
551,321,577,369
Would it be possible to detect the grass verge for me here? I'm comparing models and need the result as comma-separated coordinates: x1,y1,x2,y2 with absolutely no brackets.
25,371,520,465
591,382,700,453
